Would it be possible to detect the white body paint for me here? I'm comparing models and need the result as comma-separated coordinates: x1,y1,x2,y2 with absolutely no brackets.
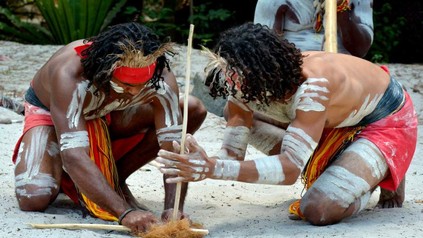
248,124,284,155
47,141,60,158
254,0,374,54
15,127,58,198
310,165,370,209
221,126,250,159
66,80,88,129
156,125,182,146
282,126,318,169
246,78,329,124
110,81,125,93
353,191,371,214
344,138,388,179
336,93,383,127
293,78,329,112
213,160,241,180
82,82,179,122
59,131,89,151
254,155,285,184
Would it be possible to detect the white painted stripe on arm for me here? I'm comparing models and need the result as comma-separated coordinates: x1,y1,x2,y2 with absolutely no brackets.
282,126,317,169
59,131,89,151
213,159,241,180
253,155,285,184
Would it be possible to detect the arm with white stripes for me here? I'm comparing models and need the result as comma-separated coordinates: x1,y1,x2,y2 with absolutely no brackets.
156,78,331,185
157,124,319,185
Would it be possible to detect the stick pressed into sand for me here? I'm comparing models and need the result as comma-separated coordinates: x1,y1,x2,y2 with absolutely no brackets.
172,23,195,221
29,223,209,235
324,0,338,53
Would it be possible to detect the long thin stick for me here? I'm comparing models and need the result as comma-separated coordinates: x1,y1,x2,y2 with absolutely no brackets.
323,0,338,53
30,223,131,231
29,223,209,235
172,24,195,221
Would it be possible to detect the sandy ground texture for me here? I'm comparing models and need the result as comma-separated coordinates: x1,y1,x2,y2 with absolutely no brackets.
1,40,423,238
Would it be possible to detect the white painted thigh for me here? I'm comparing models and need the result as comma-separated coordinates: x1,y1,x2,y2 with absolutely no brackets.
15,126,60,198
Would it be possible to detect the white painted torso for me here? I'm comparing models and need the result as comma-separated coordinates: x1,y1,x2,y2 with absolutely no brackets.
245,78,382,128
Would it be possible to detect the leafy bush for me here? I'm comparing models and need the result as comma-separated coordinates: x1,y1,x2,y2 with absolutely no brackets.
366,3,406,63
0,5,53,44
35,0,127,44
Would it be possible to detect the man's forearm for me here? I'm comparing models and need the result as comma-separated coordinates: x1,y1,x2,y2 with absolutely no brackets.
64,155,130,217
163,175,188,211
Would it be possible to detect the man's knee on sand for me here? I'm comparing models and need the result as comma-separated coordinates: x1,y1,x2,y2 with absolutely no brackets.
300,187,356,226
15,182,59,211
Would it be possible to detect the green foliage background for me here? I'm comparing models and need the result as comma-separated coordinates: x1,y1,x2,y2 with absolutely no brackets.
0,0,421,63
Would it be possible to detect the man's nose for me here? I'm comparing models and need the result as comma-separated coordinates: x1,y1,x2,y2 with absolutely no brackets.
126,86,141,96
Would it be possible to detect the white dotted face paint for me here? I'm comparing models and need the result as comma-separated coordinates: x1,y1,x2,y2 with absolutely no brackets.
221,126,250,159
344,138,388,179
282,126,317,170
156,125,182,146
311,165,371,208
253,155,285,184
59,131,89,151
110,81,125,94
213,159,241,180
336,93,383,128
66,80,88,129
292,78,329,113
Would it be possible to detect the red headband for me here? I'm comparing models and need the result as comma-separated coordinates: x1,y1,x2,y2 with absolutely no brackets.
112,62,157,84
74,43,156,84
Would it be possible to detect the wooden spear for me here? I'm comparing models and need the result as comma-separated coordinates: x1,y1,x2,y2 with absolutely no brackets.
172,23,195,221
324,0,338,53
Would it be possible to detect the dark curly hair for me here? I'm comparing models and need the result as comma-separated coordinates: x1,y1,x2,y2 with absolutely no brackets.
80,22,172,94
205,22,303,105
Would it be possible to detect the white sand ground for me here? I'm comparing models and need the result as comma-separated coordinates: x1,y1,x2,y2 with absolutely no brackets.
1,41,423,237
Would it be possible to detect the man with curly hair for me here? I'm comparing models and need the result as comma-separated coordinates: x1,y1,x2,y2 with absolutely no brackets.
12,22,206,233
155,23,417,225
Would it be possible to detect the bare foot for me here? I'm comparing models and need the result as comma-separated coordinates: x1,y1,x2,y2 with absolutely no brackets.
376,178,405,208
121,183,151,211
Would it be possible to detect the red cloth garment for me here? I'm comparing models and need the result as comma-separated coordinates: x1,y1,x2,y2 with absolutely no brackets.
357,91,418,191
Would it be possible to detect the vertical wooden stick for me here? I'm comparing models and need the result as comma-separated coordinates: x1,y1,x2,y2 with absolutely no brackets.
324,0,338,53
172,24,195,221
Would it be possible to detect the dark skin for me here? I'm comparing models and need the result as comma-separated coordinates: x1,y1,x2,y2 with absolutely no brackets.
269,0,373,57
14,39,207,233
256,0,402,208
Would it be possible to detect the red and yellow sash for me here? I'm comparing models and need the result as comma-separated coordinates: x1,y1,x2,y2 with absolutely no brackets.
289,126,363,219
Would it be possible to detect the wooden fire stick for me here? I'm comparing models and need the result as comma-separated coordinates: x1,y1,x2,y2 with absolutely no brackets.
324,0,338,53
29,223,209,235
172,24,195,221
